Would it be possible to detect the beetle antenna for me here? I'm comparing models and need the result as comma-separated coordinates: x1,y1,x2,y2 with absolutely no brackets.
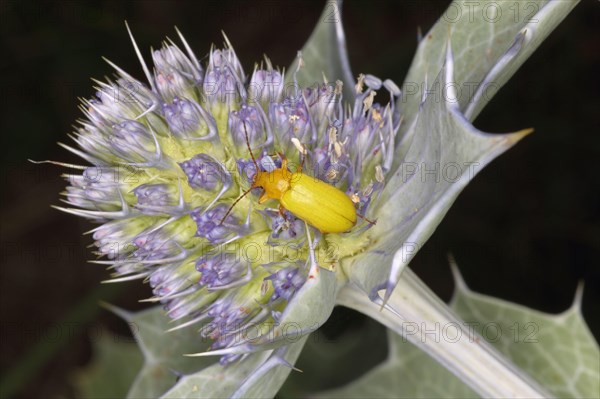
243,121,258,168
219,187,254,225
219,121,261,226
357,213,377,226
300,151,306,172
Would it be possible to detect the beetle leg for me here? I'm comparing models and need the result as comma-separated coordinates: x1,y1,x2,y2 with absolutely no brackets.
278,204,287,217
357,212,377,226
299,151,305,173
277,152,288,171
304,222,319,278
258,190,270,204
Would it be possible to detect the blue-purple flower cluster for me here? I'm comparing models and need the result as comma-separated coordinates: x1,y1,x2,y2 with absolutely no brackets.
57,30,401,362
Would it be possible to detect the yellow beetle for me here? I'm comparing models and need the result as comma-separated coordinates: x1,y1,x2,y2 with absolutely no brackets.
254,155,357,233
222,122,358,234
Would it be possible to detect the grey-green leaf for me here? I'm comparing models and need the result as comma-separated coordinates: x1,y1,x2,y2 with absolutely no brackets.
344,43,531,301
313,329,478,399
450,269,600,398
400,0,578,131
108,305,217,398
279,317,388,396
127,364,180,399
317,266,598,398
254,266,338,346
286,0,354,98
73,335,143,399
161,337,308,399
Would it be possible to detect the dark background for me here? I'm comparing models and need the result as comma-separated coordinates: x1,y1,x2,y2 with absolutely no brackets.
1,1,598,398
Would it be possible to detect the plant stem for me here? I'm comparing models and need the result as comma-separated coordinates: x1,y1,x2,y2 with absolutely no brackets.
337,268,551,399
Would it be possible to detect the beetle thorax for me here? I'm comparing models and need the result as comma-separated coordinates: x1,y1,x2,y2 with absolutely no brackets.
253,168,291,200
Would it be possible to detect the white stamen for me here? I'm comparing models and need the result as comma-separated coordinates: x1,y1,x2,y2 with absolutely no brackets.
291,138,307,155
375,165,385,183
355,73,365,94
333,142,343,158
363,91,376,113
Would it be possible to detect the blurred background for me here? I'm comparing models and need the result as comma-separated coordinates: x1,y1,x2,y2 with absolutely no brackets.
1,1,598,398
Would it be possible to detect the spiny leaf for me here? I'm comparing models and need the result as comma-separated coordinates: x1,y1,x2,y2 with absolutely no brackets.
313,328,478,399
316,264,598,398
72,334,143,399
161,337,308,399
106,305,217,398
399,0,579,132
345,41,531,301
279,316,388,396
450,267,599,398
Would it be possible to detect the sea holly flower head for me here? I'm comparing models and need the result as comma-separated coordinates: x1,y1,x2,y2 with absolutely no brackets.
54,24,403,362
42,1,596,397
